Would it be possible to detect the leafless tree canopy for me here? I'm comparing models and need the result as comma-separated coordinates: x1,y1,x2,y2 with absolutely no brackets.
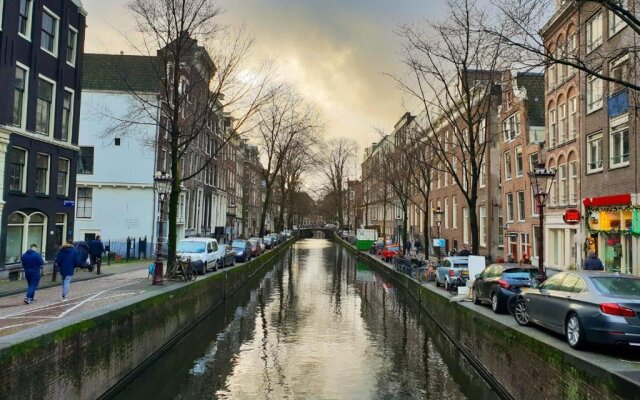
320,138,358,227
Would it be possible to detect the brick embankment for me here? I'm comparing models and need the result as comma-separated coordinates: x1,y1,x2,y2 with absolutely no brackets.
0,238,296,400
337,236,640,400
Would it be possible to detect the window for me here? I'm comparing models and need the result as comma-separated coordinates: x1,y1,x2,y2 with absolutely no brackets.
515,147,523,177
444,198,449,229
517,191,525,221
568,96,577,139
558,163,567,205
532,226,540,258
35,154,50,195
587,73,603,113
502,113,520,142
586,12,603,53
18,0,33,39
587,133,603,172
504,151,512,180
520,233,531,259
41,8,59,56
609,56,629,94
479,206,487,247
549,109,557,146
57,158,70,197
452,196,458,229
61,90,74,141
566,33,576,76
9,147,27,193
558,102,566,143
78,147,94,174
609,2,627,36
610,122,629,168
67,26,78,66
5,212,46,264
76,188,93,219
479,160,486,188
36,77,55,135
498,209,504,248
13,65,28,128
507,193,515,222
569,161,577,205
529,153,539,172
55,214,67,247
548,59,556,89
463,208,469,244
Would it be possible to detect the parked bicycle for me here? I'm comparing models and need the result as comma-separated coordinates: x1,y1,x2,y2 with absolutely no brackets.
166,256,197,282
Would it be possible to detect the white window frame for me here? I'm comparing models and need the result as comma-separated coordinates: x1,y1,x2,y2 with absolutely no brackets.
504,151,512,181
463,207,469,244
18,0,34,41
479,160,486,188
558,163,567,205
568,96,577,139
587,72,603,114
558,102,566,144
517,191,525,221
479,206,487,247
452,196,458,229
586,12,603,53
609,2,627,37
610,122,629,169
66,25,78,67
36,74,56,137
61,87,74,143
549,109,557,147
587,132,604,173
57,157,70,197
515,146,523,177
506,193,515,222
444,198,449,229
41,6,60,58
35,153,51,195
569,161,578,205
76,187,93,219
9,147,28,193
0,0,4,31
13,62,30,130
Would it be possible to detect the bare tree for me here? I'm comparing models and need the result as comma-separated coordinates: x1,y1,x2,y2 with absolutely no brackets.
486,0,639,91
320,138,358,228
97,0,275,271
254,87,321,237
394,0,507,255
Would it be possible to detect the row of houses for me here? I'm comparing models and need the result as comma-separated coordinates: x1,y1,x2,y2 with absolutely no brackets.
361,0,638,275
0,0,274,277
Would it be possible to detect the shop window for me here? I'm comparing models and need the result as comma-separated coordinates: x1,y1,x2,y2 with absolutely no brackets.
5,212,47,263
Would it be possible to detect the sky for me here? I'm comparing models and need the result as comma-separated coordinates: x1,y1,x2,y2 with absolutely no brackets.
82,0,447,162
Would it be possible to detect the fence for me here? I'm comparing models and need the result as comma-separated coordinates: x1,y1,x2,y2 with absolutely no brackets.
104,237,151,264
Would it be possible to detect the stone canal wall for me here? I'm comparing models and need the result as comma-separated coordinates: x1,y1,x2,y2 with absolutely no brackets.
338,238,640,400
0,238,295,400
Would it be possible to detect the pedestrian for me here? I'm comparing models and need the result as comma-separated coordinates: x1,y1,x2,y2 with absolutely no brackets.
506,253,516,263
414,238,421,255
56,240,79,301
519,254,532,265
74,240,90,271
583,250,604,271
89,235,105,274
21,244,44,304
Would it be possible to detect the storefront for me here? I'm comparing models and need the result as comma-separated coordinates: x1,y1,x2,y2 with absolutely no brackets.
583,194,637,275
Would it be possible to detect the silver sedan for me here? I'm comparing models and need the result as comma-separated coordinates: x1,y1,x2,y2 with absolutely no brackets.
513,270,640,349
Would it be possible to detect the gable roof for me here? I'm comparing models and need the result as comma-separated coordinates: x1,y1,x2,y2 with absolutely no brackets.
83,54,162,93
516,72,545,127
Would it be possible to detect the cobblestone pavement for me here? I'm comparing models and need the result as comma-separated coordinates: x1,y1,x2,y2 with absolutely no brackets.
0,265,173,337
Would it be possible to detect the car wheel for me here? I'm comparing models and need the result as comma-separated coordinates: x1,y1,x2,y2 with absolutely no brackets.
444,281,449,291
566,313,587,349
514,298,530,326
491,292,505,314
472,289,481,305
436,279,441,287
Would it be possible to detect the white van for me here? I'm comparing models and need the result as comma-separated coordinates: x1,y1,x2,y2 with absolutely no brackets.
176,238,221,275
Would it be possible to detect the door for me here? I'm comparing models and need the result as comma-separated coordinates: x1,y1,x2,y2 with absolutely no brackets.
543,273,580,332
528,272,566,324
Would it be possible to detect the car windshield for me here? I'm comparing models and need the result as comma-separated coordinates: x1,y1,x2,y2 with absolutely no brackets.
591,277,640,296
177,241,205,253
453,263,468,268
248,238,259,244
231,240,246,248
503,269,536,279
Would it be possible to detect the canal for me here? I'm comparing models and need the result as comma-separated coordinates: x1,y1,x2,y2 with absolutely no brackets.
114,239,499,399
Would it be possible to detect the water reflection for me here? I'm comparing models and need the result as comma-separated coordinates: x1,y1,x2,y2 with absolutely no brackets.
116,240,498,400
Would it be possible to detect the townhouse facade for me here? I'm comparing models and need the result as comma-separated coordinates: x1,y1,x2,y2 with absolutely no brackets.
241,141,261,237
0,0,86,272
498,71,546,263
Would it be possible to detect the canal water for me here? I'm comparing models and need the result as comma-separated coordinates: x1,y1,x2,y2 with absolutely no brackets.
115,239,499,399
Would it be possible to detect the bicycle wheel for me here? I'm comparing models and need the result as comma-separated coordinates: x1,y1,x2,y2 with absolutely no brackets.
189,265,198,281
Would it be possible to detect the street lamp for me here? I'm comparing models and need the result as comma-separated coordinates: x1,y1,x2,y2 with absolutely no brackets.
153,171,172,285
434,206,444,262
528,162,556,281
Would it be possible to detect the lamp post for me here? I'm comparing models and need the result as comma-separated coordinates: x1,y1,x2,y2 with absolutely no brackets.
434,206,444,262
153,171,172,285
528,162,556,281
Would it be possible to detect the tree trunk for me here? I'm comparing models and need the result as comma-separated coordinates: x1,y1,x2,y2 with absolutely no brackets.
423,208,430,258
468,196,479,255
259,185,273,237
382,203,387,242
167,147,180,272
402,203,409,255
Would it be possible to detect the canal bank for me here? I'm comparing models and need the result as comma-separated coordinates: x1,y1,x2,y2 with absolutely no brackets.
0,238,296,400
337,236,640,400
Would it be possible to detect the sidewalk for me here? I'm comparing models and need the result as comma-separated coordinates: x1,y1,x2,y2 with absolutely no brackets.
0,260,151,298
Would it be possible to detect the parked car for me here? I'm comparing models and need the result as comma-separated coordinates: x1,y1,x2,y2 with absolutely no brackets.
216,245,236,268
380,244,401,262
270,233,280,246
176,238,220,275
472,263,538,313
435,256,469,290
513,271,640,349
263,235,274,249
248,238,263,257
232,240,252,262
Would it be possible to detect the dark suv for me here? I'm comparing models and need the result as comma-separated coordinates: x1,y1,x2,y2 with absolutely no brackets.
472,263,538,313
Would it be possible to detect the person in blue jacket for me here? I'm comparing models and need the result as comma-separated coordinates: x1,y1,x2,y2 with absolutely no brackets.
89,235,104,274
56,240,79,301
21,244,44,304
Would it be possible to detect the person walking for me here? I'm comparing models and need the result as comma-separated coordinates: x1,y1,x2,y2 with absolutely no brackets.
583,250,605,271
21,244,44,304
89,235,105,274
56,240,79,301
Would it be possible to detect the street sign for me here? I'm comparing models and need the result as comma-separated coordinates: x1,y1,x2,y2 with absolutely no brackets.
563,208,581,225
63,200,75,207
504,232,519,239
433,238,445,247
